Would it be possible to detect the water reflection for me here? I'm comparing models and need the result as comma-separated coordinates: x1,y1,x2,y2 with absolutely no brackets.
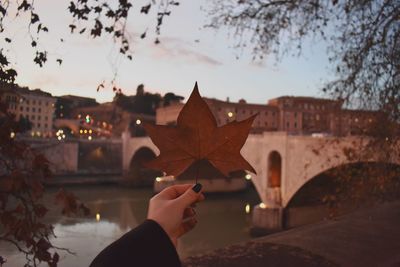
0,185,260,267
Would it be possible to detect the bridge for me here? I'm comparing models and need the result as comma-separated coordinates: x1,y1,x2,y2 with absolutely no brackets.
122,131,400,230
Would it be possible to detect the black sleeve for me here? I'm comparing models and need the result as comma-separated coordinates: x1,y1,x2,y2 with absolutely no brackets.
89,219,181,267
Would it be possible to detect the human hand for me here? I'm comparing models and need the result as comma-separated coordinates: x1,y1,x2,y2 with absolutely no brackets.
147,183,204,247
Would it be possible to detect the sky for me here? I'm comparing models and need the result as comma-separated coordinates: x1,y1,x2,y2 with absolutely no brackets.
2,0,335,104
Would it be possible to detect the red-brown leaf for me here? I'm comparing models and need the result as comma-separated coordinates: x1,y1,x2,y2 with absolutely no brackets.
143,82,256,178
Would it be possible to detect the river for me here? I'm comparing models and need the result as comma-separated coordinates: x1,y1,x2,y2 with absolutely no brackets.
0,184,262,267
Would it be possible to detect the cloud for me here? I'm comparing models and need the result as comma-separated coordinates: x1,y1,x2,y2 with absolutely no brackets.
148,36,222,66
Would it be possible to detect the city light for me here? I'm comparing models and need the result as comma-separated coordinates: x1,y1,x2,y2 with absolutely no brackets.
85,114,90,123
227,112,233,118
245,203,251,214
136,119,142,125
84,129,87,134
259,203,267,209
56,129,66,140
155,177,162,182
10,132,15,138
88,136,92,140
245,174,252,180
31,131,35,137
89,129,93,134
96,213,100,222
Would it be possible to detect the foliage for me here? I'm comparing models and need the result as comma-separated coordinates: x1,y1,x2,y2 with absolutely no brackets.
0,103,89,266
114,90,162,115
0,0,179,85
143,83,256,182
163,92,185,106
17,116,32,133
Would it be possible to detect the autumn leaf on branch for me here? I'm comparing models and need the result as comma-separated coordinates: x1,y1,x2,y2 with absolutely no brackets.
143,82,256,181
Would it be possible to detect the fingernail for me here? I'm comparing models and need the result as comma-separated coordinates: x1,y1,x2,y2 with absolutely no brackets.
192,183,202,193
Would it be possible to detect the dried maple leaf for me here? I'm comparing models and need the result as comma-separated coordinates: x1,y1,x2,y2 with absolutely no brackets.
143,82,256,179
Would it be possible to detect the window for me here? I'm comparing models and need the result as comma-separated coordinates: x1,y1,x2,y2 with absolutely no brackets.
38,108,41,112
38,115,41,120
37,123,41,128
32,107,36,112
294,112,297,118
20,106,23,111
39,100,42,105
294,122,297,128
45,101,48,106
45,116,48,120
26,100,30,104
268,151,282,187
286,122,290,129
44,123,48,128
316,114,320,121
26,107,30,112
33,100,36,105
265,122,268,126
31,115,35,120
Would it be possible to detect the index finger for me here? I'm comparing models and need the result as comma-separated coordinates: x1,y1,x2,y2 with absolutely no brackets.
156,184,193,200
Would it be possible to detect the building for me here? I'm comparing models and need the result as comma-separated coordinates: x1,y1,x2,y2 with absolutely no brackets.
204,98,280,133
66,102,156,138
0,83,56,137
155,95,379,136
55,95,99,119
267,96,342,135
59,95,98,109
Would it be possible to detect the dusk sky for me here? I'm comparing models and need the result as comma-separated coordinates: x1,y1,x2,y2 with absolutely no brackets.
4,0,334,104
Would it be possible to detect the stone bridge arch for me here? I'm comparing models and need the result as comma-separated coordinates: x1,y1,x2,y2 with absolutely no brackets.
285,161,400,208
281,136,400,207
122,133,159,172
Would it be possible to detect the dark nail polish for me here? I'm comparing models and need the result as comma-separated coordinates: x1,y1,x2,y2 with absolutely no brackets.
192,183,202,193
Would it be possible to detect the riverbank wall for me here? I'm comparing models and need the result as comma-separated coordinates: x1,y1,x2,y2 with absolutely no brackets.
183,201,400,267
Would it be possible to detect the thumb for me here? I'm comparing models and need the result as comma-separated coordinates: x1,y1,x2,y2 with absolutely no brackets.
176,183,202,208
